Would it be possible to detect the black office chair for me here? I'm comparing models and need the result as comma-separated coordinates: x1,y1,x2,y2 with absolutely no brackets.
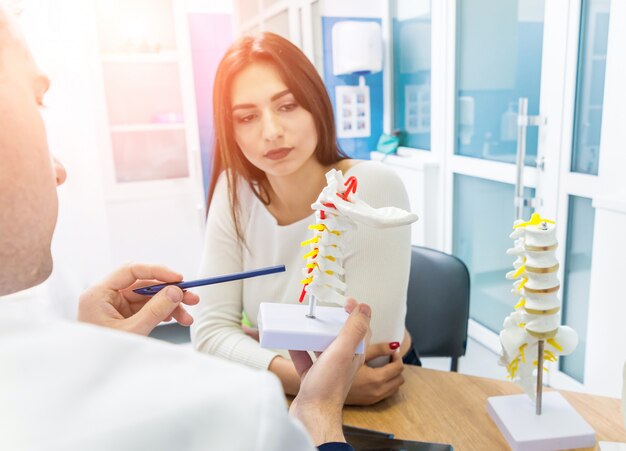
406,245,470,372
149,322,191,344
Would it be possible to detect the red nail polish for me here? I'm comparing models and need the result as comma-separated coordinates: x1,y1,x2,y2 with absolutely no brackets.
389,342,400,350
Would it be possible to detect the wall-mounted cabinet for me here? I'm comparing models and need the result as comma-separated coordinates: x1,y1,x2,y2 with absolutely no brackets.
93,0,205,275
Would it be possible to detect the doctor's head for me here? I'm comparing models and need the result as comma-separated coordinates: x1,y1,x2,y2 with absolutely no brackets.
208,32,346,202
0,6,66,296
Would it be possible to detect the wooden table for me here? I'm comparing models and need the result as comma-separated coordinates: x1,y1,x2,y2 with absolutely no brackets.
343,366,626,451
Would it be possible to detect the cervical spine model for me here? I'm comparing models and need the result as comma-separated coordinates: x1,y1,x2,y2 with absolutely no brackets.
298,169,417,309
499,213,578,398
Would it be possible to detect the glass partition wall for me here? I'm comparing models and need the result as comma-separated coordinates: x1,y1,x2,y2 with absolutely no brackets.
393,0,432,150
452,0,544,338
447,0,609,387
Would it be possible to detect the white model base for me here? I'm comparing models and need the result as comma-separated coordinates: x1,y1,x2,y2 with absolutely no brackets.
487,392,595,451
257,302,365,354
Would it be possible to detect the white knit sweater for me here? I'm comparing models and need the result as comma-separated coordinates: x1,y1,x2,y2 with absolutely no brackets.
190,160,412,370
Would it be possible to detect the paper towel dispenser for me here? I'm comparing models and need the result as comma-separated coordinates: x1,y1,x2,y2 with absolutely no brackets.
332,21,383,76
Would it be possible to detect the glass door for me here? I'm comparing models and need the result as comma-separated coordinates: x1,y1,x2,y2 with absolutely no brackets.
539,0,610,388
450,0,546,348
449,0,611,389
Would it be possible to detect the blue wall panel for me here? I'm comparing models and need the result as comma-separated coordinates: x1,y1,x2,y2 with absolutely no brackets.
321,17,384,160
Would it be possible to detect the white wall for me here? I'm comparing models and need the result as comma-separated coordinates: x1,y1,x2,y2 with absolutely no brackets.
319,0,385,18
185,0,232,14
585,0,626,397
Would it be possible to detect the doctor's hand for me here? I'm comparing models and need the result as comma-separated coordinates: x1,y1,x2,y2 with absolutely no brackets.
78,263,200,336
344,342,405,406
288,298,370,446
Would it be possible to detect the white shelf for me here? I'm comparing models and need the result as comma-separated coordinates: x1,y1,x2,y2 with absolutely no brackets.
101,51,179,63
370,149,438,170
109,123,185,133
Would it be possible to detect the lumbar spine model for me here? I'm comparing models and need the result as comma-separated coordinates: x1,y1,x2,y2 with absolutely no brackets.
499,213,578,400
299,169,417,317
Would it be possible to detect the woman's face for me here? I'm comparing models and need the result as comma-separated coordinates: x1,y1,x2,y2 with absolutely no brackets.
230,62,319,179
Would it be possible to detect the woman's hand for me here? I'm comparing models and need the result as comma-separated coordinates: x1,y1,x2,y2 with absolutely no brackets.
344,341,405,405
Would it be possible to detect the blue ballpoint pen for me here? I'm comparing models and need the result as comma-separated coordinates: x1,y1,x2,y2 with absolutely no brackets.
133,264,286,295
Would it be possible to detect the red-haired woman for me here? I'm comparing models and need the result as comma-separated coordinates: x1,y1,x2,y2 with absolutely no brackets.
191,32,419,405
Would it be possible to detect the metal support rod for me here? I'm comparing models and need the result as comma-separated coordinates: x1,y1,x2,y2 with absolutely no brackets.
306,295,317,319
514,96,548,414
515,97,528,220
536,340,544,415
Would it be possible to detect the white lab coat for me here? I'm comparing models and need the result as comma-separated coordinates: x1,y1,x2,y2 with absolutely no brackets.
0,302,315,451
